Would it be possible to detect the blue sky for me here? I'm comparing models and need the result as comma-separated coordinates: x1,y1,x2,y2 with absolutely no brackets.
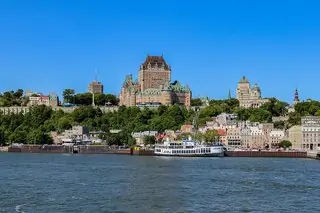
0,0,319,102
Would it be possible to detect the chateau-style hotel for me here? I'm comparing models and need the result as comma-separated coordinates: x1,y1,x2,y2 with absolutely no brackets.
119,55,191,108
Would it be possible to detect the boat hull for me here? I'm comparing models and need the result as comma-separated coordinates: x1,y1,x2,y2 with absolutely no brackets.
154,152,225,157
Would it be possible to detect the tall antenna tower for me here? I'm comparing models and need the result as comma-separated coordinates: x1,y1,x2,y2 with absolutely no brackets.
94,68,99,82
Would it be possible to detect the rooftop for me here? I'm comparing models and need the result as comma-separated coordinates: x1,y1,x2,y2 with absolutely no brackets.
239,76,249,84
141,55,170,70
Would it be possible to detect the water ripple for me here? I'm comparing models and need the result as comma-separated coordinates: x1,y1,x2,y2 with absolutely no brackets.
0,153,319,212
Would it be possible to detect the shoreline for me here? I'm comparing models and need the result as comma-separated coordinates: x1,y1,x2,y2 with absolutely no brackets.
1,145,317,159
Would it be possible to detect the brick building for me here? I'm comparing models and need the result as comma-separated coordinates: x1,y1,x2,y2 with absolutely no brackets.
119,55,191,108
88,81,104,94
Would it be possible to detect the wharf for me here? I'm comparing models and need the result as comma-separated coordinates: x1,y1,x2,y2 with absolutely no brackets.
0,146,9,152
225,150,307,158
307,151,320,160
5,145,316,159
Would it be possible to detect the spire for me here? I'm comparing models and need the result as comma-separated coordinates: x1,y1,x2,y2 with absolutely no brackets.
228,89,231,99
94,68,98,82
294,88,299,104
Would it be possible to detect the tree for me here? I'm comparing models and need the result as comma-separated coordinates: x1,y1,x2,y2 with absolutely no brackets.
9,130,28,144
278,140,292,148
63,89,75,104
0,130,5,146
203,130,218,143
143,135,156,145
27,129,43,144
274,121,285,129
177,132,192,140
191,98,202,106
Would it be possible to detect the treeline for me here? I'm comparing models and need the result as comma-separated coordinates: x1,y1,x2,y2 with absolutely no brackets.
196,98,289,125
62,89,119,106
288,100,320,126
1,94,320,146
0,104,194,146
0,89,119,107
0,89,28,107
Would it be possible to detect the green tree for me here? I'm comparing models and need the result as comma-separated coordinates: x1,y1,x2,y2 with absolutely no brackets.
191,98,202,106
27,129,43,144
9,130,28,144
0,130,5,146
203,130,218,143
278,140,292,148
176,132,192,140
63,89,75,104
274,121,285,129
143,135,156,145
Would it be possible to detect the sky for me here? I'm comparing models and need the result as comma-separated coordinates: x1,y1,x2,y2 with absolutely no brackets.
0,0,320,103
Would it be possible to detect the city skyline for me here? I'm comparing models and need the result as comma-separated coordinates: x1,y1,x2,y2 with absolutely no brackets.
1,1,320,102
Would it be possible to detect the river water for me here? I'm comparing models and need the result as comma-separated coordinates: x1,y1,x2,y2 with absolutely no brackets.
0,153,319,213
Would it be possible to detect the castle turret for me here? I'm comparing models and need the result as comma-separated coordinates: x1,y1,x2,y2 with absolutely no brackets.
251,83,261,99
293,88,300,105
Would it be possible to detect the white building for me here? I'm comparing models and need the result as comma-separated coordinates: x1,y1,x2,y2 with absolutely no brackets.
301,116,320,151
269,130,285,148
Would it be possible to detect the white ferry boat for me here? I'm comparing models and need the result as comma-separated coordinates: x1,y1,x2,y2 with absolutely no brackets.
154,138,225,157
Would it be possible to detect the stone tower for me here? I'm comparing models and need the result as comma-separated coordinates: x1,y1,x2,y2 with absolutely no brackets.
293,88,300,105
251,83,261,100
236,76,250,100
139,55,171,91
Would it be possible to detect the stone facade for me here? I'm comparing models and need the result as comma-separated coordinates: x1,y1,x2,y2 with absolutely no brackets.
301,116,320,151
28,93,59,108
236,76,268,108
88,81,104,94
269,130,285,148
241,126,265,149
0,107,29,115
226,127,242,147
286,125,302,149
119,56,191,108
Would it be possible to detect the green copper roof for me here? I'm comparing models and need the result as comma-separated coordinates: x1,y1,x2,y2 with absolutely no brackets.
170,81,190,93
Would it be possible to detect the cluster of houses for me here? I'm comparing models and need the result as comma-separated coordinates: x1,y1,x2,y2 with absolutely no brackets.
132,113,318,151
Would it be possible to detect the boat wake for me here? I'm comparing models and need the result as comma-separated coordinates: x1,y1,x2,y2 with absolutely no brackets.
15,204,26,213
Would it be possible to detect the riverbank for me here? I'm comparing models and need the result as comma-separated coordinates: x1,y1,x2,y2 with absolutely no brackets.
2,145,314,159
0,146,9,152
307,151,320,160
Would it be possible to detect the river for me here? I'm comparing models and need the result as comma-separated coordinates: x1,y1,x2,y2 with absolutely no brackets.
0,153,319,213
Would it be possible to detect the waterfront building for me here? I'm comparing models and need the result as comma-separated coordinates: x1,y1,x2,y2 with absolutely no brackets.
241,127,252,148
88,81,104,94
226,127,242,147
236,76,269,108
132,131,158,146
51,125,91,145
216,129,227,144
259,123,274,147
249,126,265,148
240,126,265,149
269,130,285,148
119,55,191,108
301,116,320,150
285,125,302,149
